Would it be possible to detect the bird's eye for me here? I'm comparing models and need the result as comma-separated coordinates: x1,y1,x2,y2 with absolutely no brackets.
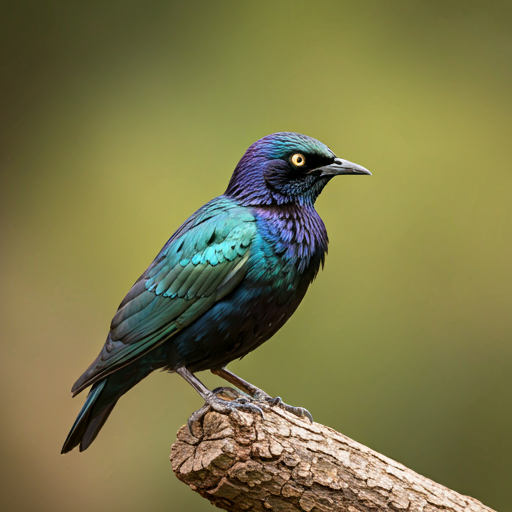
291,153,306,167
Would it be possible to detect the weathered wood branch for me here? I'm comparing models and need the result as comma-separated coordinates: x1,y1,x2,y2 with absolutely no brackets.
170,404,495,512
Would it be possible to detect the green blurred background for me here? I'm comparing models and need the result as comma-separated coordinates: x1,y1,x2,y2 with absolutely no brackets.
2,1,511,510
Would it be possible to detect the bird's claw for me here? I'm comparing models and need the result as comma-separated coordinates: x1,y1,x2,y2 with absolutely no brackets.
276,399,314,423
253,391,313,423
187,386,265,436
187,384,312,436
187,404,211,436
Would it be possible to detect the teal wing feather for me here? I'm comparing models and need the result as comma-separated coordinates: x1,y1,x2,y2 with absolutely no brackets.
72,199,256,395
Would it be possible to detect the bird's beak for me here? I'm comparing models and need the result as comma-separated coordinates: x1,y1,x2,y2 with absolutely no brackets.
316,157,371,177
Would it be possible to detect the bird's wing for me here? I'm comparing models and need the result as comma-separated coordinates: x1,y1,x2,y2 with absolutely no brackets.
72,199,256,395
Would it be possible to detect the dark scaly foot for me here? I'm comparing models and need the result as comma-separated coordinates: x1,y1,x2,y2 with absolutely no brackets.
187,387,264,435
176,368,265,435
254,391,313,422
211,367,313,423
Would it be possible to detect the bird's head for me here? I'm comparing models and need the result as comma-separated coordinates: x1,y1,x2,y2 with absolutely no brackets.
225,132,370,207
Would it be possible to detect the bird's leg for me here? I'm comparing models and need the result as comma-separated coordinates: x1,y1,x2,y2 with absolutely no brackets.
176,366,264,434
211,367,313,423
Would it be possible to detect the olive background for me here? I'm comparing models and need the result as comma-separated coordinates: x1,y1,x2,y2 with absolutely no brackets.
1,1,511,511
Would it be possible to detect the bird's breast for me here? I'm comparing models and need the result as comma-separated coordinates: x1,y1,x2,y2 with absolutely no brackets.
163,204,330,372
251,204,328,280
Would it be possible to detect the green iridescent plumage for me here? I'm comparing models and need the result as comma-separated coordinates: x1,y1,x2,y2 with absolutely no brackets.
72,198,256,395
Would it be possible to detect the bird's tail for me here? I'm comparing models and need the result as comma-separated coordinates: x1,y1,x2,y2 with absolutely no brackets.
62,359,156,454
61,378,117,454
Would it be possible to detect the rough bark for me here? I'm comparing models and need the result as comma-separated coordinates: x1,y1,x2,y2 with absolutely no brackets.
170,404,495,512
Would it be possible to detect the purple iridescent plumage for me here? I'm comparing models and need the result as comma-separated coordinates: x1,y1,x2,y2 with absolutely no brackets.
226,132,336,206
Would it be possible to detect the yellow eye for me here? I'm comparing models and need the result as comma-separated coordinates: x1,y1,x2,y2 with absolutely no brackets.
291,153,306,167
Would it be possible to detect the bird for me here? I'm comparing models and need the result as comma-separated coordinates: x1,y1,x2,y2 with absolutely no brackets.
61,132,370,453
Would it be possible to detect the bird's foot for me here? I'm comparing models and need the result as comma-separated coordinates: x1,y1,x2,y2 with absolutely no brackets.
187,386,265,436
253,390,313,423
210,368,314,424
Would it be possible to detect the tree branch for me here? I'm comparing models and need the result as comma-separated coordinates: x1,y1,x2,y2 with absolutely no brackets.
170,404,495,512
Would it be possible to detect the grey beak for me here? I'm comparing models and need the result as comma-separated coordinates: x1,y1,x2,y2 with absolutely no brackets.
317,157,371,177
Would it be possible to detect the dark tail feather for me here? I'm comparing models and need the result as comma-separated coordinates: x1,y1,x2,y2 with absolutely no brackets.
80,400,117,451
62,363,155,454
61,379,114,454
